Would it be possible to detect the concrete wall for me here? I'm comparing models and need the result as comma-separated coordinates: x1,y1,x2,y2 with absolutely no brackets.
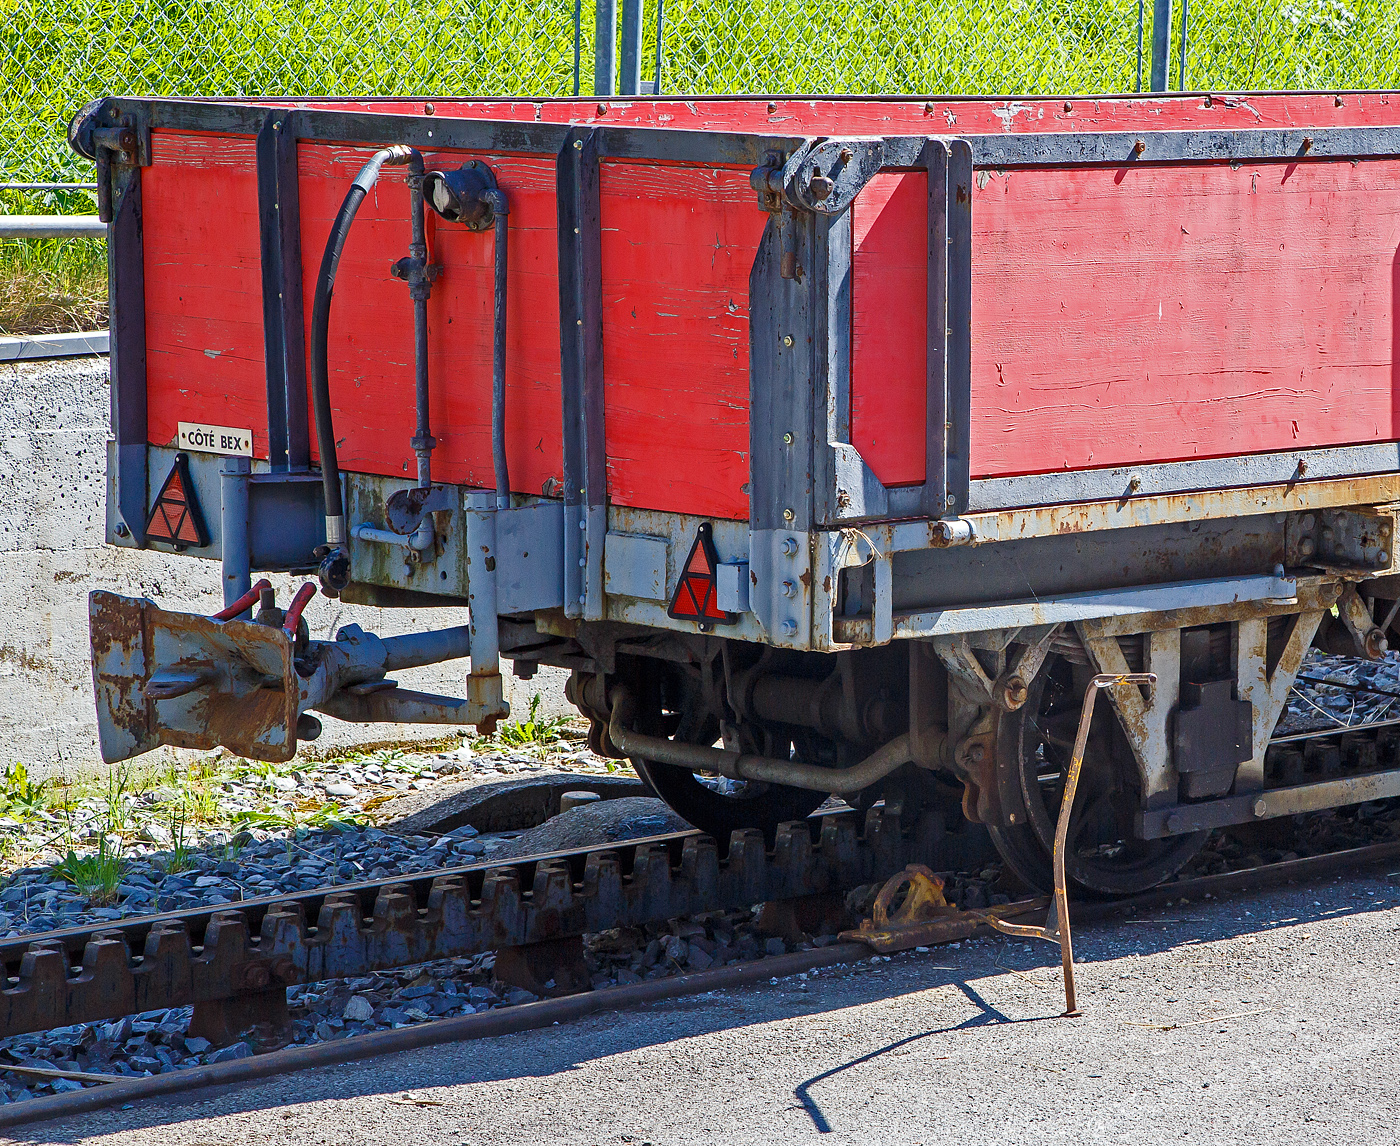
0,355,572,779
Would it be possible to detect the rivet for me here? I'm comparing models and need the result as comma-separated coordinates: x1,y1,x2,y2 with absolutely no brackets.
424,103,435,115
1379,550,1390,564
783,508,795,522
574,227,579,234
1335,95,1344,107
767,102,777,114
597,103,608,116
1063,100,1072,113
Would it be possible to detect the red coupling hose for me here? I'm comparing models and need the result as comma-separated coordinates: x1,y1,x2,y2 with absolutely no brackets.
211,578,272,621
282,582,317,641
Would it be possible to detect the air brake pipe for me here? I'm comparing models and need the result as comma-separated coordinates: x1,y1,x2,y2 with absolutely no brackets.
309,144,414,548
607,685,921,795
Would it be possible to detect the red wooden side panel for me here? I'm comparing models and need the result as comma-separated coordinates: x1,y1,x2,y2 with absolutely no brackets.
295,144,564,493
851,173,927,486
599,161,766,520
143,132,268,457
851,159,1400,484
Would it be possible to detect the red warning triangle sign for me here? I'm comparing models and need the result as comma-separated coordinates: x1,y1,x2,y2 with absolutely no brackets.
144,452,209,550
667,522,736,630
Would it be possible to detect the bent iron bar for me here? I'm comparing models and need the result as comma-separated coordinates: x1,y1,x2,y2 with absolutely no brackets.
0,807,917,1043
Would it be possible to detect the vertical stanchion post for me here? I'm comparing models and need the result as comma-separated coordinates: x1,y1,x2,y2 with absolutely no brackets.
219,457,252,616
1177,0,1190,91
652,0,665,94
619,0,643,95
573,0,582,97
1136,0,1145,92
594,0,617,96
1150,0,1174,91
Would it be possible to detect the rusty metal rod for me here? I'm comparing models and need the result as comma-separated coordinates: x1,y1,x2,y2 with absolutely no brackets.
0,942,871,1130
978,672,1156,1018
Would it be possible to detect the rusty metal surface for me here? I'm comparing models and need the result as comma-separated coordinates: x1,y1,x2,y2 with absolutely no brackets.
0,807,922,1041
879,476,1400,555
89,590,297,763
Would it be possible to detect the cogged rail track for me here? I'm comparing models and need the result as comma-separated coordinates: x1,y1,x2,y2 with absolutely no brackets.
0,806,925,1043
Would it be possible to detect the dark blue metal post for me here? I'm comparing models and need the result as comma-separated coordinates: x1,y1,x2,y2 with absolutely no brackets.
619,0,643,95
594,0,617,96
1150,0,1174,91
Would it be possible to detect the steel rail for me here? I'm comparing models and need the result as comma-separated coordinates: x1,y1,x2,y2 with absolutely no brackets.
2,837,1397,1130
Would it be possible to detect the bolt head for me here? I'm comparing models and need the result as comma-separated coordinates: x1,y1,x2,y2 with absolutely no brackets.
782,334,794,347
1253,797,1268,818
783,508,795,522
780,619,798,636
783,432,794,445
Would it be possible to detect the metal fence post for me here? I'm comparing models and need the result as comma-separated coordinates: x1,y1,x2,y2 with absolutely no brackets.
1150,0,1174,91
1178,0,1191,91
594,0,617,96
619,0,643,96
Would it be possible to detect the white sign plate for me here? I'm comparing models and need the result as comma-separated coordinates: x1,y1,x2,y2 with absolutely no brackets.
178,421,253,457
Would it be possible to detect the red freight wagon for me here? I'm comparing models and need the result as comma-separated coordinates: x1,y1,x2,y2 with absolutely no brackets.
76,91,1400,894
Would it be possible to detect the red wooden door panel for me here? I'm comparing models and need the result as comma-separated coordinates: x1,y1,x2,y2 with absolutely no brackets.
851,159,1400,485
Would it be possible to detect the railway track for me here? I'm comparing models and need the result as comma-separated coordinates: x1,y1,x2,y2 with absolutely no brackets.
0,693,1395,1123
0,830,1394,1129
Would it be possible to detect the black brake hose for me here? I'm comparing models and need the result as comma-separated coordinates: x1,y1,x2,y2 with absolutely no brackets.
309,144,412,555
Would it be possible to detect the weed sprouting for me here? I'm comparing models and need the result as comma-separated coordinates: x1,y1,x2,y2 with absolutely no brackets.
51,835,126,905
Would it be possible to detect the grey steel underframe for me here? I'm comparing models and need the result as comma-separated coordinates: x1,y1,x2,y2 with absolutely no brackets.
255,110,311,473
557,127,608,622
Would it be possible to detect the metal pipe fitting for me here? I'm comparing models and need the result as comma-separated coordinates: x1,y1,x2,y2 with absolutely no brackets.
607,685,918,796
930,518,976,547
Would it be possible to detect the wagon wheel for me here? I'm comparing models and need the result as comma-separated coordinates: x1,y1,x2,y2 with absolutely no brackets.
989,653,1209,897
629,720,828,849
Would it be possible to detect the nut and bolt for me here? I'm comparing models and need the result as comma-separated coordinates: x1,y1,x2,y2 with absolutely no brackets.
783,432,794,444
780,536,799,557
781,579,797,599
1000,677,1029,710
1252,797,1269,819
783,508,795,522
780,619,798,636
782,334,794,347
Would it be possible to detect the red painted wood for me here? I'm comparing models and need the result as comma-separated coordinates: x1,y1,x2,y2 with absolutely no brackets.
142,131,268,457
294,143,564,494
142,96,1400,527
851,172,927,486
598,160,765,520
850,159,1400,482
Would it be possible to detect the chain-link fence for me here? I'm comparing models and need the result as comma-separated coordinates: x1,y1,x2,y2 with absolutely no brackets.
3,0,1399,183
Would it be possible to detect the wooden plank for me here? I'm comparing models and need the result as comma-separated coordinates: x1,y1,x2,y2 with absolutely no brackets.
851,158,1400,483
598,159,765,520
852,171,927,487
294,143,564,494
142,131,267,457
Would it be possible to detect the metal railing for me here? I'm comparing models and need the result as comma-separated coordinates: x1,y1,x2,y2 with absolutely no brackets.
2,0,1398,184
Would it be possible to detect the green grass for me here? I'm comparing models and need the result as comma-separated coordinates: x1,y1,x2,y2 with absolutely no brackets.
51,834,126,905
0,0,1397,333
497,693,571,753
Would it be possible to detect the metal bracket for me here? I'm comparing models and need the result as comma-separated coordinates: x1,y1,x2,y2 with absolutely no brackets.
1076,624,1183,808
1285,506,1397,574
1232,610,1326,794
